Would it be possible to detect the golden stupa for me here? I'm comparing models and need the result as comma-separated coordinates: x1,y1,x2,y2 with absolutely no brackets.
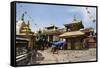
16,14,33,35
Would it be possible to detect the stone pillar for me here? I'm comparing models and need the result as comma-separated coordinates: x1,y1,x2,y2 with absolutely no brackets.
48,35,49,42
75,38,82,49
67,39,71,49
53,35,56,41
28,37,33,49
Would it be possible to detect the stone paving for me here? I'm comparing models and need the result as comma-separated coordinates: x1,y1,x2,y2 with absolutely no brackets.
31,48,96,64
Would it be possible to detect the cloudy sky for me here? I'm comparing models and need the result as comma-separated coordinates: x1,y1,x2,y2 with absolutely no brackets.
16,3,97,32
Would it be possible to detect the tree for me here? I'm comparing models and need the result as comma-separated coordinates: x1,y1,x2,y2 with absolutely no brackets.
35,30,48,50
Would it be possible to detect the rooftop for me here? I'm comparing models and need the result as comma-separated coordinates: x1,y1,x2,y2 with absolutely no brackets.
45,25,58,29
59,31,85,38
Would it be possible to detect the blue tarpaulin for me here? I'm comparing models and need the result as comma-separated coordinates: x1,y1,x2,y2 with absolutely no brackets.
52,41,65,46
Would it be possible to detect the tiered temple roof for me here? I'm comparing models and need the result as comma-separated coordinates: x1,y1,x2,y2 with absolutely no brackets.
59,17,85,38
45,25,58,30
64,17,84,31
43,25,65,35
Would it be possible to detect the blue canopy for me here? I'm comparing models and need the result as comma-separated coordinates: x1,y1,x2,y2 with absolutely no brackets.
52,41,65,46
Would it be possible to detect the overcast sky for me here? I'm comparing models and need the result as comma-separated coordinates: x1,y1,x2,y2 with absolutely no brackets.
16,3,96,32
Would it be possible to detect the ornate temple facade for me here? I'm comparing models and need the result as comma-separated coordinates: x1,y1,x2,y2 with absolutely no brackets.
59,17,96,49
59,17,86,49
42,25,65,42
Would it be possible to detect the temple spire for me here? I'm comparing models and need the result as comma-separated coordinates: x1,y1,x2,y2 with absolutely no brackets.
21,13,24,21
27,20,30,27
73,15,77,21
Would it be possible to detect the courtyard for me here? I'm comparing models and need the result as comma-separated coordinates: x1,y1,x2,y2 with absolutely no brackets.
28,48,96,64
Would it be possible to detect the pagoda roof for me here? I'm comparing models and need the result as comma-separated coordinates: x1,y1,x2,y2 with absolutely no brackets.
64,21,84,31
59,31,85,38
64,21,81,27
64,17,84,29
43,28,65,35
45,25,58,29
80,28,94,32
